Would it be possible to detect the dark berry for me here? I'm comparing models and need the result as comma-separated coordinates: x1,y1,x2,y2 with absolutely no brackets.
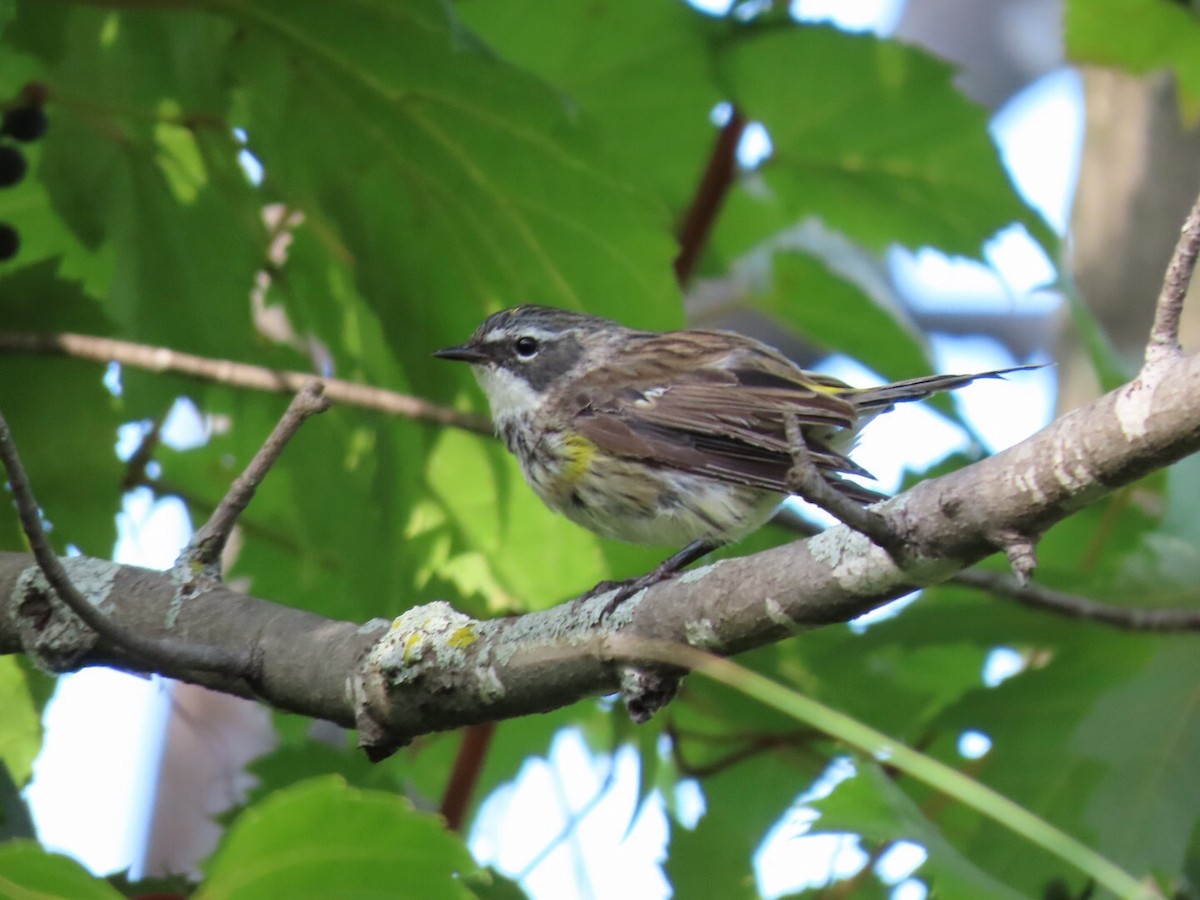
0,223,18,261
0,145,26,187
2,105,47,142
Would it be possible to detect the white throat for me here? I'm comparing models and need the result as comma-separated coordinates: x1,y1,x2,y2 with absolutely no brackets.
473,364,541,432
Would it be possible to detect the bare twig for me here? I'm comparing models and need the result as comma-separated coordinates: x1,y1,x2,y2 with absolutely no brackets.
1146,189,1200,366
120,419,161,491
0,331,492,435
783,412,905,560
182,381,329,570
955,569,1200,631
0,406,251,678
674,106,747,286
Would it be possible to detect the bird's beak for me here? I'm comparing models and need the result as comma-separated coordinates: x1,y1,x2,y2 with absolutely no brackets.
432,343,488,364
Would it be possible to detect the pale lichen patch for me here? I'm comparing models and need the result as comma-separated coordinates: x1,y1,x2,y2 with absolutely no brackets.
809,528,896,594
1115,378,1154,442
366,601,480,687
684,617,718,649
764,596,793,627
9,559,120,673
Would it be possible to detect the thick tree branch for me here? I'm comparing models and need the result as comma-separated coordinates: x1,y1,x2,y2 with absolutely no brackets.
0,550,380,720
0,410,251,679
0,331,491,435
4,349,1200,755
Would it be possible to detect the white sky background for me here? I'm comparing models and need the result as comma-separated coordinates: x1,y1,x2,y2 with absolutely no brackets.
23,1,1083,897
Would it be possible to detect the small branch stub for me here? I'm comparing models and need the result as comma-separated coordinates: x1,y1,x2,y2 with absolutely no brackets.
181,380,330,574
1146,188,1200,366
783,412,905,561
993,530,1039,586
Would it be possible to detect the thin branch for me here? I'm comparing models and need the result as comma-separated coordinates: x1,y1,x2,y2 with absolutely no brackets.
674,107,747,286
0,407,251,678
120,419,161,491
955,569,1200,631
667,725,821,779
182,380,329,570
783,412,906,559
0,331,492,435
1146,188,1200,366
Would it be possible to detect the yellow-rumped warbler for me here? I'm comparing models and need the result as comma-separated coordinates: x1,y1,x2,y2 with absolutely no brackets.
435,305,1029,596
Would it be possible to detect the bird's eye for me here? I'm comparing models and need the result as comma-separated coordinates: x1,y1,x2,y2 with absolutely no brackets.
514,336,540,358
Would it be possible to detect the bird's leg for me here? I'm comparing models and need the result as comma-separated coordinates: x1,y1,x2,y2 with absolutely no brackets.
782,413,906,561
584,539,718,618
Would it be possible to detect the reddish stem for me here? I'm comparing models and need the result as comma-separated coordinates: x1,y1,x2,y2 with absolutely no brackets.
440,722,497,831
673,107,747,287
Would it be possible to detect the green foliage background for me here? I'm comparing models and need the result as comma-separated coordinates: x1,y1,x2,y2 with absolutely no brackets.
0,0,1197,896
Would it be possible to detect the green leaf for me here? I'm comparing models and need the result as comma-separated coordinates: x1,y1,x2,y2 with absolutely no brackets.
812,760,1028,898
225,0,682,375
750,248,934,381
678,644,1152,899
0,262,125,554
0,765,35,840
20,5,267,358
199,776,477,900
0,841,124,899
666,755,805,900
715,26,1054,261
0,657,40,788
1063,288,1135,394
1069,640,1200,878
463,866,530,900
458,0,723,208
1066,0,1200,122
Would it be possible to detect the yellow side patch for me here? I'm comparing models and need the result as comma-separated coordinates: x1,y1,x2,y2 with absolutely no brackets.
560,433,597,486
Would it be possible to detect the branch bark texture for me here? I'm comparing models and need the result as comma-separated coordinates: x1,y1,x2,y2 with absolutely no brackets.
3,351,1198,755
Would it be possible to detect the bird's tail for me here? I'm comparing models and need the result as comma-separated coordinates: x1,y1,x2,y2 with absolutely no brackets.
842,365,1042,413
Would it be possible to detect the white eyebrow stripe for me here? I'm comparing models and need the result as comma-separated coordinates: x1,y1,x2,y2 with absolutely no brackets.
483,326,559,343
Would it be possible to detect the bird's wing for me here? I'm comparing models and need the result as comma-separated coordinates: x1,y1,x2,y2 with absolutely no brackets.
568,331,876,497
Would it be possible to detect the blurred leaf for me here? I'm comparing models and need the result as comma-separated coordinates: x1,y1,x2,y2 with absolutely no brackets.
225,0,682,379
752,248,934,381
666,754,805,899
0,841,123,899
463,867,530,900
458,0,722,209
105,870,196,898
1063,289,1135,394
1069,640,1200,878
714,26,1055,262
199,776,477,900
244,739,392,812
0,262,124,555
812,760,1028,898
0,764,35,840
1066,0,1200,122
0,657,40,788
14,5,267,358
